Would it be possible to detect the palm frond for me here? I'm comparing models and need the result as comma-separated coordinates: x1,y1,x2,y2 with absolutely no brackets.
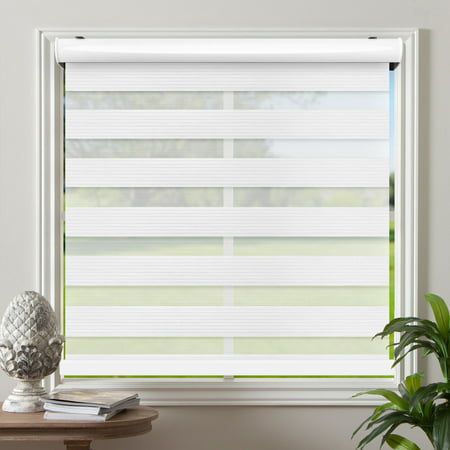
353,293,450,449
432,405,450,450
425,294,450,341
353,389,408,410
356,412,411,449
385,434,420,450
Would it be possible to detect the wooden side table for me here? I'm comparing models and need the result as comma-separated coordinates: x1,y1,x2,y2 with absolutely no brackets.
0,406,158,450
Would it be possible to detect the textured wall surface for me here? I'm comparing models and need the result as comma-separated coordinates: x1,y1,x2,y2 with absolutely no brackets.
0,0,449,448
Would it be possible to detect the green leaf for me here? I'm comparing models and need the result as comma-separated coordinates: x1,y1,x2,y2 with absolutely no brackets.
403,374,423,396
411,383,450,408
373,402,400,419
425,293,450,339
392,344,434,369
386,434,420,450
394,325,443,351
352,403,399,439
356,412,407,449
354,389,408,410
374,318,420,338
433,406,450,450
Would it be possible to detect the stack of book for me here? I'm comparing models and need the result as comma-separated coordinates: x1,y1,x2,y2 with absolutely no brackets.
42,390,140,422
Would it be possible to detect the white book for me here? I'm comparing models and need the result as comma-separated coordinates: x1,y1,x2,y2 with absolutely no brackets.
43,397,140,416
42,390,138,409
44,409,122,422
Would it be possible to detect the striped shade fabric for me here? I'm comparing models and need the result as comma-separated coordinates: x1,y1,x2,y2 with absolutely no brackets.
62,59,393,378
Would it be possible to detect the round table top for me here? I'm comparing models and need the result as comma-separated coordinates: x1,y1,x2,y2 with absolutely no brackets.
0,406,159,441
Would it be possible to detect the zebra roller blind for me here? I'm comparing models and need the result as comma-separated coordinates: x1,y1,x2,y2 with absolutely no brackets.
59,38,400,378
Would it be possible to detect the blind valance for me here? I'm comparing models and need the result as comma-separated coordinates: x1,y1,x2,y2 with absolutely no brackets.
56,38,402,63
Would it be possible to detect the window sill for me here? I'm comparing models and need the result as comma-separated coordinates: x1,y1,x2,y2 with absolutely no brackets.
54,377,395,406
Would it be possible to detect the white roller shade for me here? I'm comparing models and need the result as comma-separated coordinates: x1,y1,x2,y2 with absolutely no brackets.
61,40,394,378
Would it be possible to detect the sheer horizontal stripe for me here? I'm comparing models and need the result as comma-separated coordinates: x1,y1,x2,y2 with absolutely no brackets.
66,207,389,237
66,187,224,208
66,110,389,139
233,338,387,355
233,237,388,256
66,187,388,208
65,237,388,257
234,188,388,207
66,91,223,110
233,92,388,110
65,237,224,256
66,92,388,111
234,139,390,159
66,139,224,158
66,286,389,307
65,337,387,355
65,306,388,337
66,337,225,354
66,158,389,188
65,139,389,159
60,356,393,376
66,286,224,306
66,62,389,92
66,256,389,286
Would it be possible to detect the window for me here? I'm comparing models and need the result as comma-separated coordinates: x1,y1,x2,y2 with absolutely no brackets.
41,32,418,404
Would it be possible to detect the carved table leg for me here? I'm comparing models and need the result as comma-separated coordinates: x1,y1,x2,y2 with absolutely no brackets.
64,440,92,450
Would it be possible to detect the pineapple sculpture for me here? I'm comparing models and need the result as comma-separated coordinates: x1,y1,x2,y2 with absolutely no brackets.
0,291,64,412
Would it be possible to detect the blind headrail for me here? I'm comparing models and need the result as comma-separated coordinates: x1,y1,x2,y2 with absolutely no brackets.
55,38,403,63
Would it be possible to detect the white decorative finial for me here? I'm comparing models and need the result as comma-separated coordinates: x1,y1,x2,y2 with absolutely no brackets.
0,291,64,412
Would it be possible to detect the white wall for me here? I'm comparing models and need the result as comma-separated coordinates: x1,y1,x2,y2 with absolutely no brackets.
0,0,449,448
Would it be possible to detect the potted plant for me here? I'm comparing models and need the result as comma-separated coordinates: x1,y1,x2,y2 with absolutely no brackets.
353,293,450,449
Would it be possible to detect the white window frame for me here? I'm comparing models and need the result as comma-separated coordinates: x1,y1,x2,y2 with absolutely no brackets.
38,29,419,405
